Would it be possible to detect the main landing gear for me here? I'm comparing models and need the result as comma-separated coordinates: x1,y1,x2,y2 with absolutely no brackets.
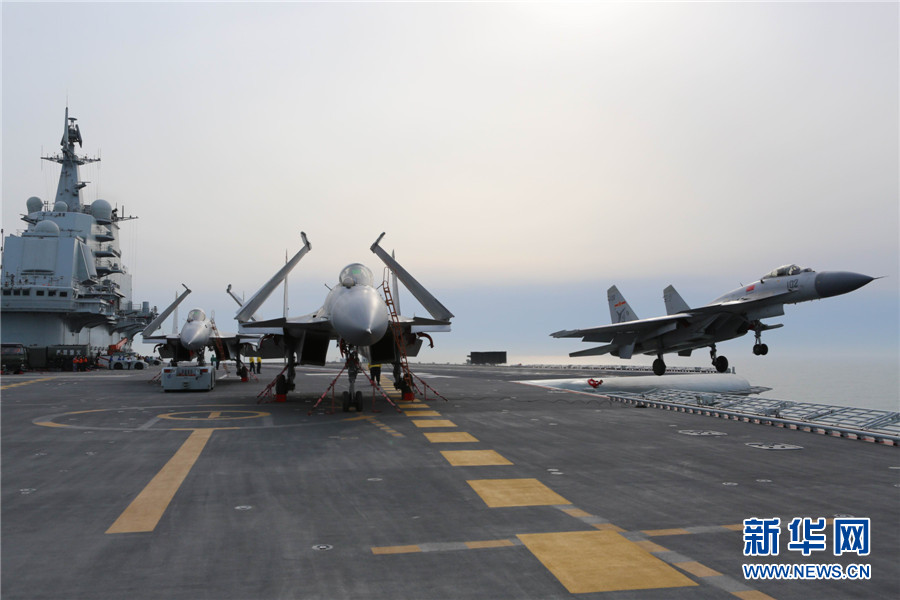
652,356,667,376
710,345,729,373
653,345,729,376
752,326,769,356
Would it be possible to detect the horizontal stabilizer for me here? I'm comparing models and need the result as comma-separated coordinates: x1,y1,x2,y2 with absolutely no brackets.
142,284,191,336
569,344,615,358
371,233,453,322
608,286,638,323
236,232,311,323
663,285,690,315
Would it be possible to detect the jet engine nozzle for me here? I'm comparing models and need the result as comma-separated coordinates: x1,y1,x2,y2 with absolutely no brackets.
814,271,875,299
331,286,390,347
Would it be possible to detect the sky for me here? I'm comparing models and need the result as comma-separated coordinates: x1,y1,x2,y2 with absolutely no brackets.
2,2,897,392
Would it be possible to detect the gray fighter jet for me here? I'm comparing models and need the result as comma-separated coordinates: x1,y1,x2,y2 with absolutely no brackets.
237,232,453,409
551,265,876,375
142,284,268,369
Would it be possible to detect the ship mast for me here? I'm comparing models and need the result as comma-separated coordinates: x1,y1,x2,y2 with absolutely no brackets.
41,107,100,212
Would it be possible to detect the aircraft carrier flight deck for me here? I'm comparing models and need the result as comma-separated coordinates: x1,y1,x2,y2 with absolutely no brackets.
2,364,897,599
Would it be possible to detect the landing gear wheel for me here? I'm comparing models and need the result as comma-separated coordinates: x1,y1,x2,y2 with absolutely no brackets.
275,374,287,396
652,358,666,376
354,390,363,412
714,356,729,373
759,344,768,355
342,391,351,412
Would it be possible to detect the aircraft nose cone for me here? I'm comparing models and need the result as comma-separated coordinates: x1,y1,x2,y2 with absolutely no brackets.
814,271,875,298
180,323,209,350
332,287,390,347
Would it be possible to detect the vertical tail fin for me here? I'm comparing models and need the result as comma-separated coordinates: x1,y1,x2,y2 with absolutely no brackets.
607,286,638,323
663,285,690,315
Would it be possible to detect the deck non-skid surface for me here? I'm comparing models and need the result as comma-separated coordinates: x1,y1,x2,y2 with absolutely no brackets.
2,364,897,599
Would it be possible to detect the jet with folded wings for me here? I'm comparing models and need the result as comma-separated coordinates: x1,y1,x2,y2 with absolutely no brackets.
236,232,453,409
141,284,272,369
551,265,876,375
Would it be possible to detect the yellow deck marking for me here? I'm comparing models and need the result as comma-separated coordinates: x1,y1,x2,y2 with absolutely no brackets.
593,523,626,532
440,450,513,467
643,528,691,537
412,419,457,428
561,507,592,518
466,539,515,549
634,540,669,554
723,523,744,531
158,410,268,421
423,432,479,443
1,377,54,390
106,429,214,534
674,561,722,578
371,545,421,555
403,410,441,417
734,592,778,600
34,421,70,428
398,403,427,409
467,478,569,507
517,531,697,594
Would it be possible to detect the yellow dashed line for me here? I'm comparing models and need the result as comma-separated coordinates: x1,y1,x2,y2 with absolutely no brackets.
440,450,513,467
518,530,697,594
467,478,569,508
561,507,592,518
423,432,478,443
371,545,421,555
403,410,441,417
593,523,626,532
412,419,457,428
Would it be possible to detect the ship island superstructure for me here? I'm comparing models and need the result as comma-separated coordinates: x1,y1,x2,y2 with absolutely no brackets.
1,108,157,364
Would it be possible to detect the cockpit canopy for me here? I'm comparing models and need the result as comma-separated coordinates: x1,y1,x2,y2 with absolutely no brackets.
187,308,207,322
762,264,813,280
338,263,374,288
